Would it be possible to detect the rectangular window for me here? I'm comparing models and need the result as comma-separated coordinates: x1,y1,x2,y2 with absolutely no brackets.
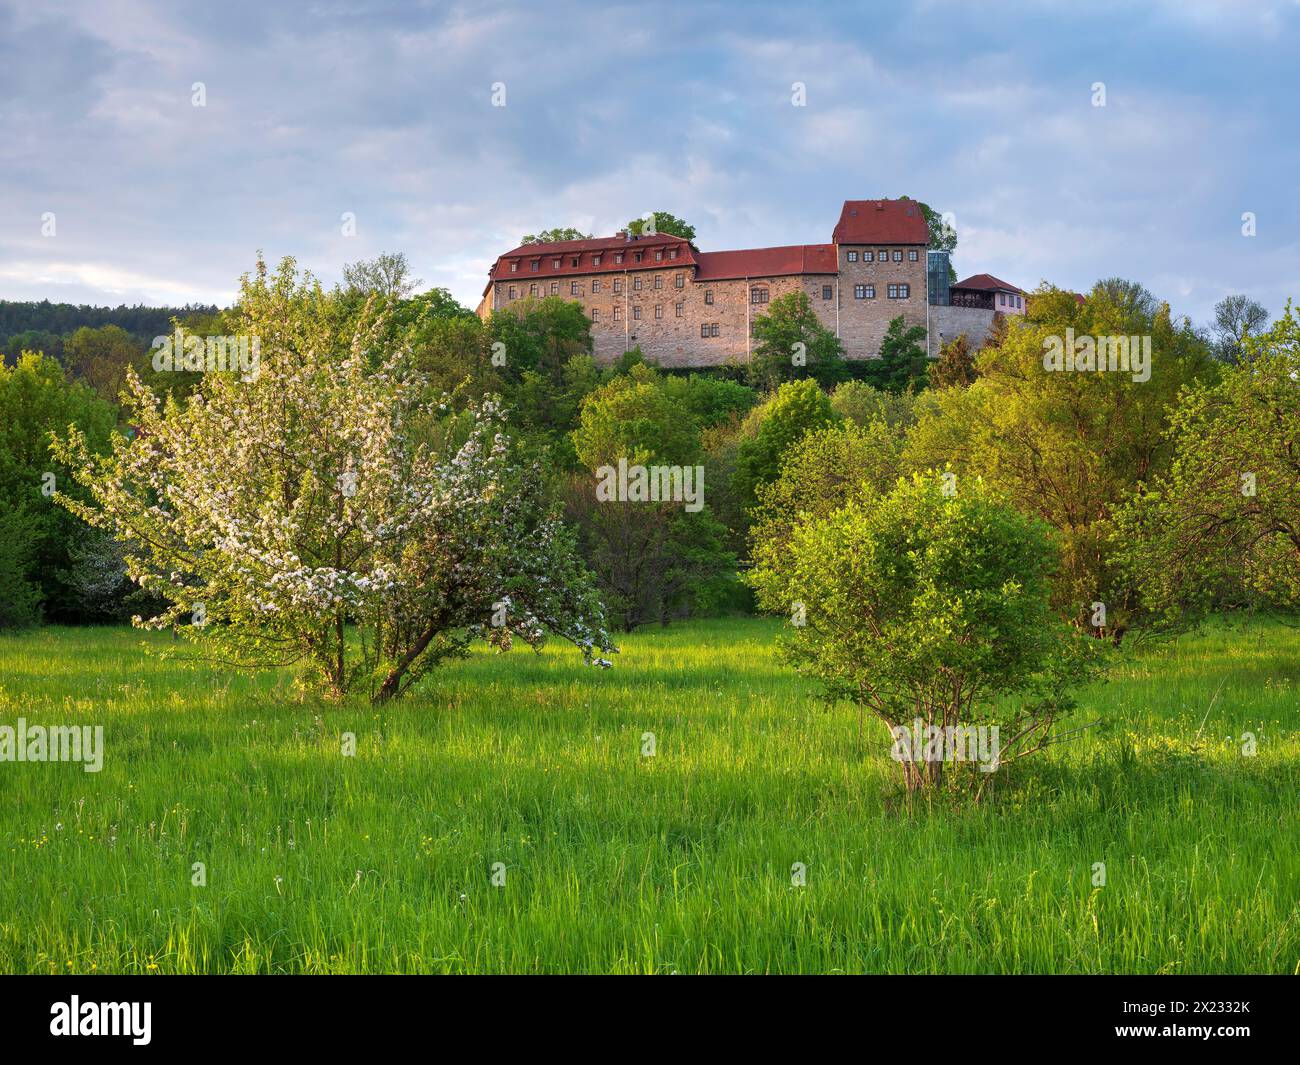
571,257,580,267
892,250,903,262
591,308,600,322
614,279,623,294
530,259,539,272
751,287,768,304
508,285,517,298
854,284,866,299
571,281,580,295
552,258,561,268
1016,295,1022,308
550,282,558,295
863,251,874,263
613,305,622,321
633,306,642,320
710,323,720,337
510,261,518,272
999,293,1006,306
529,284,538,296
675,273,684,289
675,301,684,317
847,251,858,262
655,250,663,261
634,252,643,263
615,252,624,264
654,304,663,319
592,254,602,266
822,285,833,300
888,284,897,299
878,248,888,260
888,283,910,299
634,277,642,291
654,275,663,289
908,249,919,261
704,290,714,305
669,248,679,259
700,323,709,338
592,279,601,293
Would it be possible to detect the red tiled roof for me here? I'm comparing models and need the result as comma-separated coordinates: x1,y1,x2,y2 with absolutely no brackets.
694,243,838,281
953,273,1024,294
832,199,929,245
490,233,697,282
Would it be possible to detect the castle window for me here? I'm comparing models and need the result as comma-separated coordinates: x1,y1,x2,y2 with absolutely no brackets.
908,249,919,262
847,251,858,263
592,254,602,266
529,284,538,296
633,306,642,320
655,250,663,261
700,323,709,338
614,305,622,321
669,248,679,259
654,275,663,289
892,250,903,262
614,279,623,294
510,261,518,272
572,257,580,267
530,259,539,271
710,323,720,337
822,285,833,300
591,308,600,322
704,290,714,305
592,279,601,293
750,287,768,304
654,304,663,319
675,301,684,317
878,248,888,260
615,252,625,264
552,258,561,268
863,251,874,263
853,284,865,299
675,274,684,289
550,282,559,295
888,283,910,299
571,281,580,295
634,277,643,291
508,285,517,298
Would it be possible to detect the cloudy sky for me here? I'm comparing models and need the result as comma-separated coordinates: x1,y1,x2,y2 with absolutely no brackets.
2,0,1297,324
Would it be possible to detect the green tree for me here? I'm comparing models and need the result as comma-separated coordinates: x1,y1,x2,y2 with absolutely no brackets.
520,227,593,245
732,378,839,518
748,291,847,390
1114,302,1300,626
829,380,918,430
749,419,904,570
861,315,929,394
489,296,593,387
342,252,421,299
0,352,119,621
905,280,1218,632
749,474,1099,793
62,324,148,403
625,212,696,242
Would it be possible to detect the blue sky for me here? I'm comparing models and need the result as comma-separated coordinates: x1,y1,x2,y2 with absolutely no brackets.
2,0,1297,326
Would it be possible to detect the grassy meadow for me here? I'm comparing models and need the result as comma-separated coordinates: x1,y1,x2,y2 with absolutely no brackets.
0,616,1297,974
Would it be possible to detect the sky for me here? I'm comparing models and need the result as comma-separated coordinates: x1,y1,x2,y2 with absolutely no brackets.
2,0,1298,326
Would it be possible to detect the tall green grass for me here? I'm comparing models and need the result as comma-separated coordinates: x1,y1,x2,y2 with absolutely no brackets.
0,616,1296,973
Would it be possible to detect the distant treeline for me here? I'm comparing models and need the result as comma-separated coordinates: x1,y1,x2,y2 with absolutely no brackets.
1,299,220,363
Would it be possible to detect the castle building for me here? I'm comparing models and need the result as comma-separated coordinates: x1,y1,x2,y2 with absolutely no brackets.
476,198,930,367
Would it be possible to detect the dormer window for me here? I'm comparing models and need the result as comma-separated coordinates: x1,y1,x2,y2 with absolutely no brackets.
669,248,678,259
571,256,580,267
655,249,663,261
510,261,518,272
615,252,624,264
634,252,643,263
552,258,561,268
530,259,540,271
